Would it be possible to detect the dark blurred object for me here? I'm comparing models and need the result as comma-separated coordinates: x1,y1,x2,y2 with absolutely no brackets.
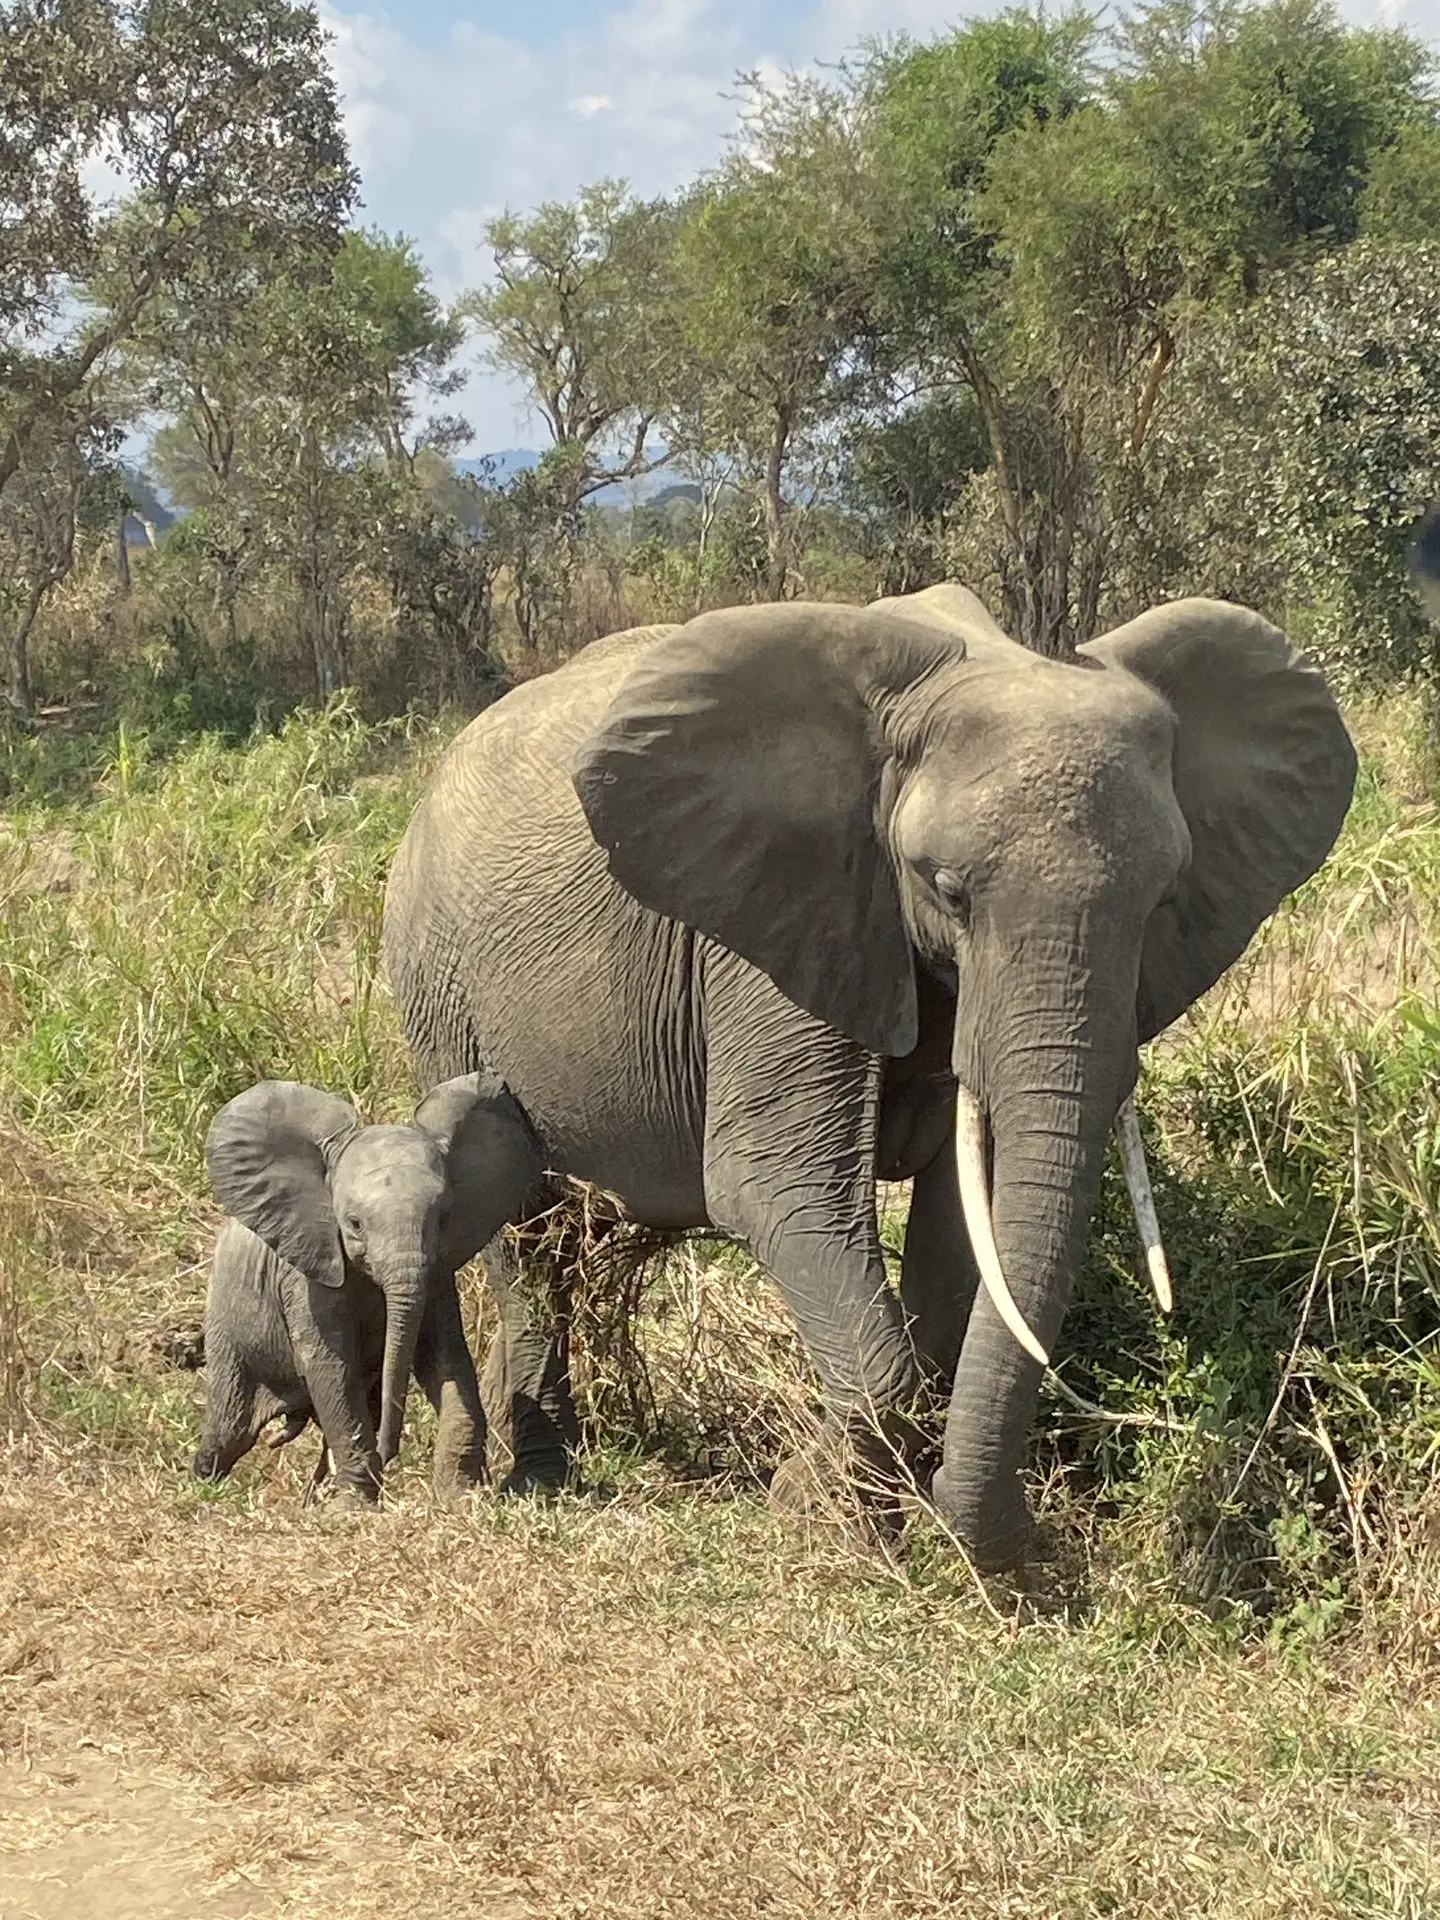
1408,502,1440,622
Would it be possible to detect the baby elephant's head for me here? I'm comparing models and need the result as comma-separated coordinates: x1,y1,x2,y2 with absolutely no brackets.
204,1071,541,1467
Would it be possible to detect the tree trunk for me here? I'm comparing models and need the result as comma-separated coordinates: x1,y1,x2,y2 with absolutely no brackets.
114,512,132,594
763,402,793,601
4,579,47,714
1130,332,1175,457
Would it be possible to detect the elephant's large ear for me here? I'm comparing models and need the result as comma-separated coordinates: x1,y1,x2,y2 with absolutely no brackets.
415,1072,544,1271
205,1082,360,1289
1081,599,1357,1041
572,603,965,1057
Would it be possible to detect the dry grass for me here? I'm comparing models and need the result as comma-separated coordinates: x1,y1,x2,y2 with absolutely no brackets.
3,1456,1439,1920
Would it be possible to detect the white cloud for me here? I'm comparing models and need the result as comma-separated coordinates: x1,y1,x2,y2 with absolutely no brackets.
569,94,614,118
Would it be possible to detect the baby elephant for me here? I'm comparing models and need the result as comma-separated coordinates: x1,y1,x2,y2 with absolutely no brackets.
193,1071,542,1504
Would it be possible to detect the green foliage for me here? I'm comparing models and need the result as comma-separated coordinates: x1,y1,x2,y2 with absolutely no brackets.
670,75,883,595
5,700,1440,1646
0,702,450,1194
1125,239,1440,684
849,0,1440,651
841,395,989,594
462,182,678,506
1047,725,1440,1626
13,0,1440,713
865,7,1097,339
116,227,479,700
0,0,355,693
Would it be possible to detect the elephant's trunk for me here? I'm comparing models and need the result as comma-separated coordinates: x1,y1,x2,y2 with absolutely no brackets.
957,1088,1172,1357
933,942,1135,1568
376,1256,427,1469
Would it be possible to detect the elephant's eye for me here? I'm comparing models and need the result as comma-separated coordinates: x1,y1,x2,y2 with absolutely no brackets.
932,867,972,929
343,1213,364,1237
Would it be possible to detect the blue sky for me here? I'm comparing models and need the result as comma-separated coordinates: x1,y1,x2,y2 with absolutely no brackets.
318,0,1440,453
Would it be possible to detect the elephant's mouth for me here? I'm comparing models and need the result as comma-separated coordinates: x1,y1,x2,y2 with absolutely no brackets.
953,1083,1172,1366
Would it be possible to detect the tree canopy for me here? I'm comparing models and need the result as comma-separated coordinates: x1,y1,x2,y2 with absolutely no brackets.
5,0,1439,718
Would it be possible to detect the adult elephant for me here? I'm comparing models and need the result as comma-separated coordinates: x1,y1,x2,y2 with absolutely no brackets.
382,585,1356,1569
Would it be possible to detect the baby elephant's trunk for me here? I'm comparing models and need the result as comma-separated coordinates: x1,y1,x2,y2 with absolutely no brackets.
377,1257,427,1467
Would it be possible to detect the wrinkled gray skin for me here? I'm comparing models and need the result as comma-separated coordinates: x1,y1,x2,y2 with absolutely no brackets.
382,586,1356,1567
193,1071,542,1502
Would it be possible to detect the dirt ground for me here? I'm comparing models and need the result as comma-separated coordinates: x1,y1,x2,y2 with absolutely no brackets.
5,1451,1440,1920
0,1750,268,1919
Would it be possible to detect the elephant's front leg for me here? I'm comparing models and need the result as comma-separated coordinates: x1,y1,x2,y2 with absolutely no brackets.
413,1266,488,1500
899,1142,980,1395
292,1281,383,1505
702,954,924,1523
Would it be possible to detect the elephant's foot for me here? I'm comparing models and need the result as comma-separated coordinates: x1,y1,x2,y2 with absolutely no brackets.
431,1475,486,1508
498,1454,572,1499
928,1463,1034,1573
769,1414,935,1546
430,1438,488,1506
334,1478,381,1507
317,1454,382,1513
483,1394,577,1497
310,1482,381,1526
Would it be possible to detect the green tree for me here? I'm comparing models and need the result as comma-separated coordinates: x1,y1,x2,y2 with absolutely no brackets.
840,394,989,595
861,8,1097,640
1139,240,1440,686
863,0,1440,649
0,396,122,709
243,235,469,696
672,77,880,598
0,0,353,493
463,182,679,510
0,0,354,707
136,232,467,697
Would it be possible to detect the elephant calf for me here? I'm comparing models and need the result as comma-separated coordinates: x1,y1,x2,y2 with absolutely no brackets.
193,1070,543,1503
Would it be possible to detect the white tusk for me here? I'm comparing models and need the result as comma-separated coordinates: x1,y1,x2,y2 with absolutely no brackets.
955,1085,1050,1368
1114,1095,1173,1314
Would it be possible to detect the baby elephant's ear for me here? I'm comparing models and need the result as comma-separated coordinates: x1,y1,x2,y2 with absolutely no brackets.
414,1072,544,1270
205,1082,360,1289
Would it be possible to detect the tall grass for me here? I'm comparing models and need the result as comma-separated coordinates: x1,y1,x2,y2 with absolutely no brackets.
1050,703,1440,1634
2,692,1440,1642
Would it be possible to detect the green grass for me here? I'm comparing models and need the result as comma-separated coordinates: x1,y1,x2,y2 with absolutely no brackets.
1041,701,1440,1637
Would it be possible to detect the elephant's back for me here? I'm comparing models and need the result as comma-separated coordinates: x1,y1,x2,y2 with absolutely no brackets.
383,624,708,1224
437,622,679,792
388,622,677,924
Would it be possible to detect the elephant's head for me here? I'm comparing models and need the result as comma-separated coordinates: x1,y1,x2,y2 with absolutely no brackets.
572,586,1356,1565
205,1071,539,1472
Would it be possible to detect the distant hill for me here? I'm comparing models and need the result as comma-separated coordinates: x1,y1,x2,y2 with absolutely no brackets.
455,446,681,507
127,447,688,545
455,448,541,485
